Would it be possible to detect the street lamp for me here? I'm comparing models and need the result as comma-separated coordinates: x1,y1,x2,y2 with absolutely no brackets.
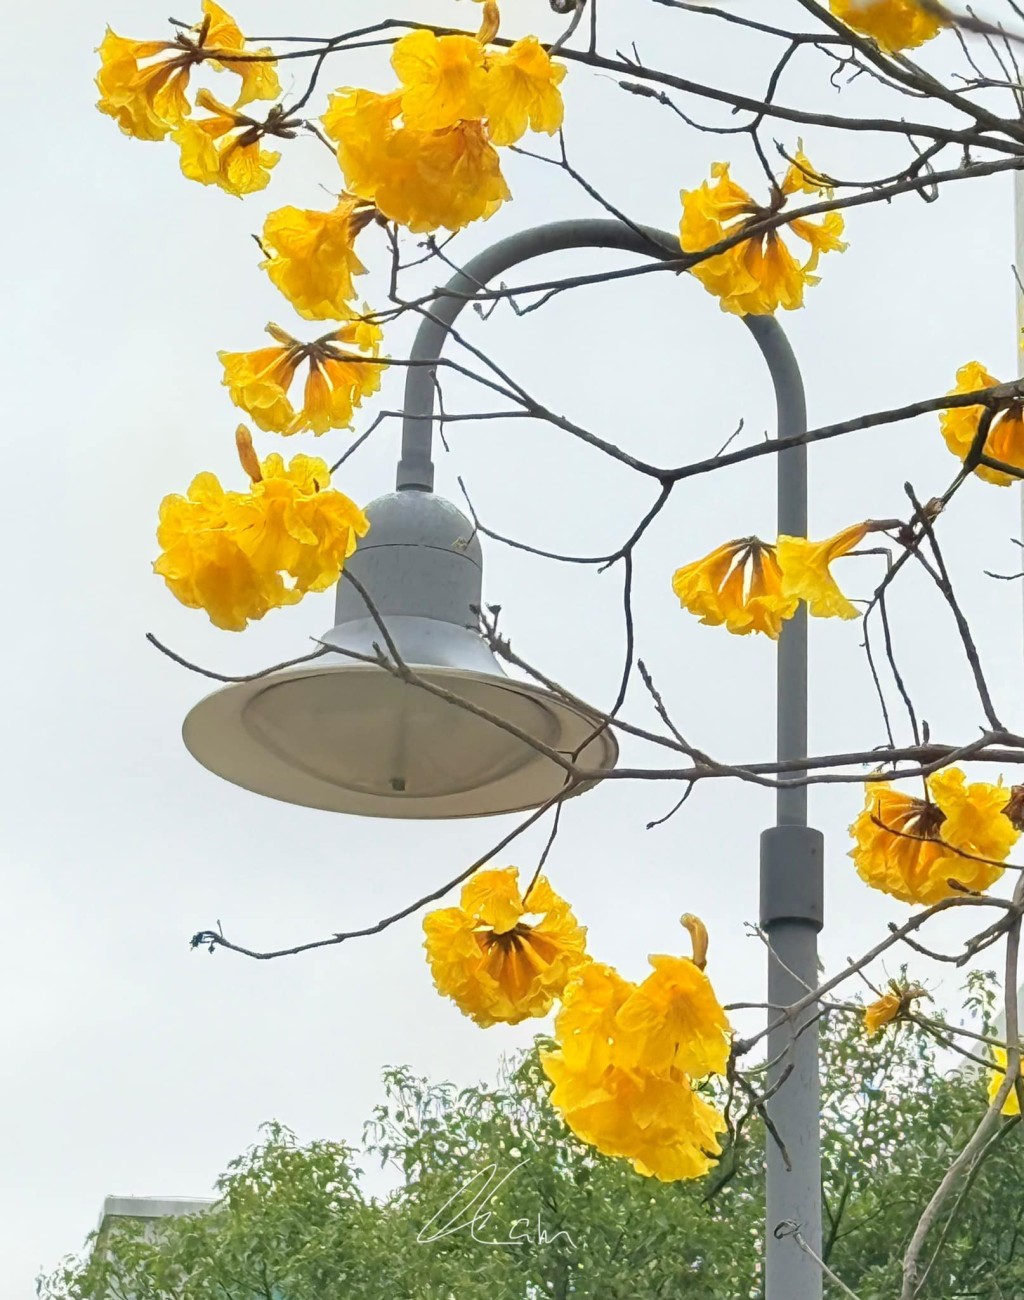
183,218,825,1298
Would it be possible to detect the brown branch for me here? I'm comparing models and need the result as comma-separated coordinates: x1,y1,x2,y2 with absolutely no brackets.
914,1114,1023,1293
900,874,1024,1298
735,895,1019,1057
151,616,1024,788
190,791,567,961
903,479,1005,731
662,382,1024,484
252,17,1024,151
146,633,332,683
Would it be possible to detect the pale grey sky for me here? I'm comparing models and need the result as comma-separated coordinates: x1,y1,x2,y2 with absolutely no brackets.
3,1,1023,1292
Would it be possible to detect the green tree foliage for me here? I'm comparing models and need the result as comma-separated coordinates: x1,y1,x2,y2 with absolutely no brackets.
38,991,1023,1300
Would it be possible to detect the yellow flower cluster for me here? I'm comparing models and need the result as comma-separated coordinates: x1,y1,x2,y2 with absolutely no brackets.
679,154,847,316
154,429,369,630
849,768,1019,905
219,319,387,434
940,362,1024,487
423,868,589,1026
423,884,731,1183
672,522,870,639
829,0,947,52
96,2,281,194
542,922,731,1182
863,980,926,1035
322,28,566,232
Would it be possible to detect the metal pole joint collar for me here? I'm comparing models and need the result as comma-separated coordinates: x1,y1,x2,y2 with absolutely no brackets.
759,825,824,931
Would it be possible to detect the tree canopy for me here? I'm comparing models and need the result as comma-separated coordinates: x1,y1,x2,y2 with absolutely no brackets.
39,985,1024,1300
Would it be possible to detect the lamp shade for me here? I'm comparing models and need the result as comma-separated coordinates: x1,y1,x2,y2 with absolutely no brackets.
182,491,618,818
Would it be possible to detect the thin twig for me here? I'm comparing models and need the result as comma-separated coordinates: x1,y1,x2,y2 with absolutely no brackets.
190,794,567,961
900,874,1024,1298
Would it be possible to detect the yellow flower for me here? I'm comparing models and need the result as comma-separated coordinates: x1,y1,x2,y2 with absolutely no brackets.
219,319,386,434
940,362,1024,487
154,437,368,630
174,88,280,196
849,768,1019,905
324,88,510,234
95,29,192,140
218,332,304,433
614,929,731,1078
322,88,403,197
544,1050,727,1181
230,451,369,594
483,37,566,146
614,957,731,1078
392,30,489,131
679,156,846,316
934,768,1019,858
201,0,280,107
260,197,376,320
988,1047,1022,1116
154,470,296,631
672,538,799,638
545,960,632,1079
422,867,589,1027
386,120,510,232
864,990,902,1036
301,352,384,435
863,980,926,1035
776,522,869,620
829,0,946,51
95,3,278,141
541,957,728,1182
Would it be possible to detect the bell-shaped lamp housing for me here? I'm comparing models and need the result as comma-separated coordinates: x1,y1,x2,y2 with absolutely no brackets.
182,491,618,818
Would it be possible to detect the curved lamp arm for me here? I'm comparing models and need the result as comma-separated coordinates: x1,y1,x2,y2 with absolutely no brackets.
397,219,805,518
396,216,809,824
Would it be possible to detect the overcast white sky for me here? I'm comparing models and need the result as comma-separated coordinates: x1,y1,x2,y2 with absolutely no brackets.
3,0,1023,1292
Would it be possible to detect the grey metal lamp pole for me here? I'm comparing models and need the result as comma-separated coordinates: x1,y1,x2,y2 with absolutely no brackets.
185,215,824,1294
398,218,824,1297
